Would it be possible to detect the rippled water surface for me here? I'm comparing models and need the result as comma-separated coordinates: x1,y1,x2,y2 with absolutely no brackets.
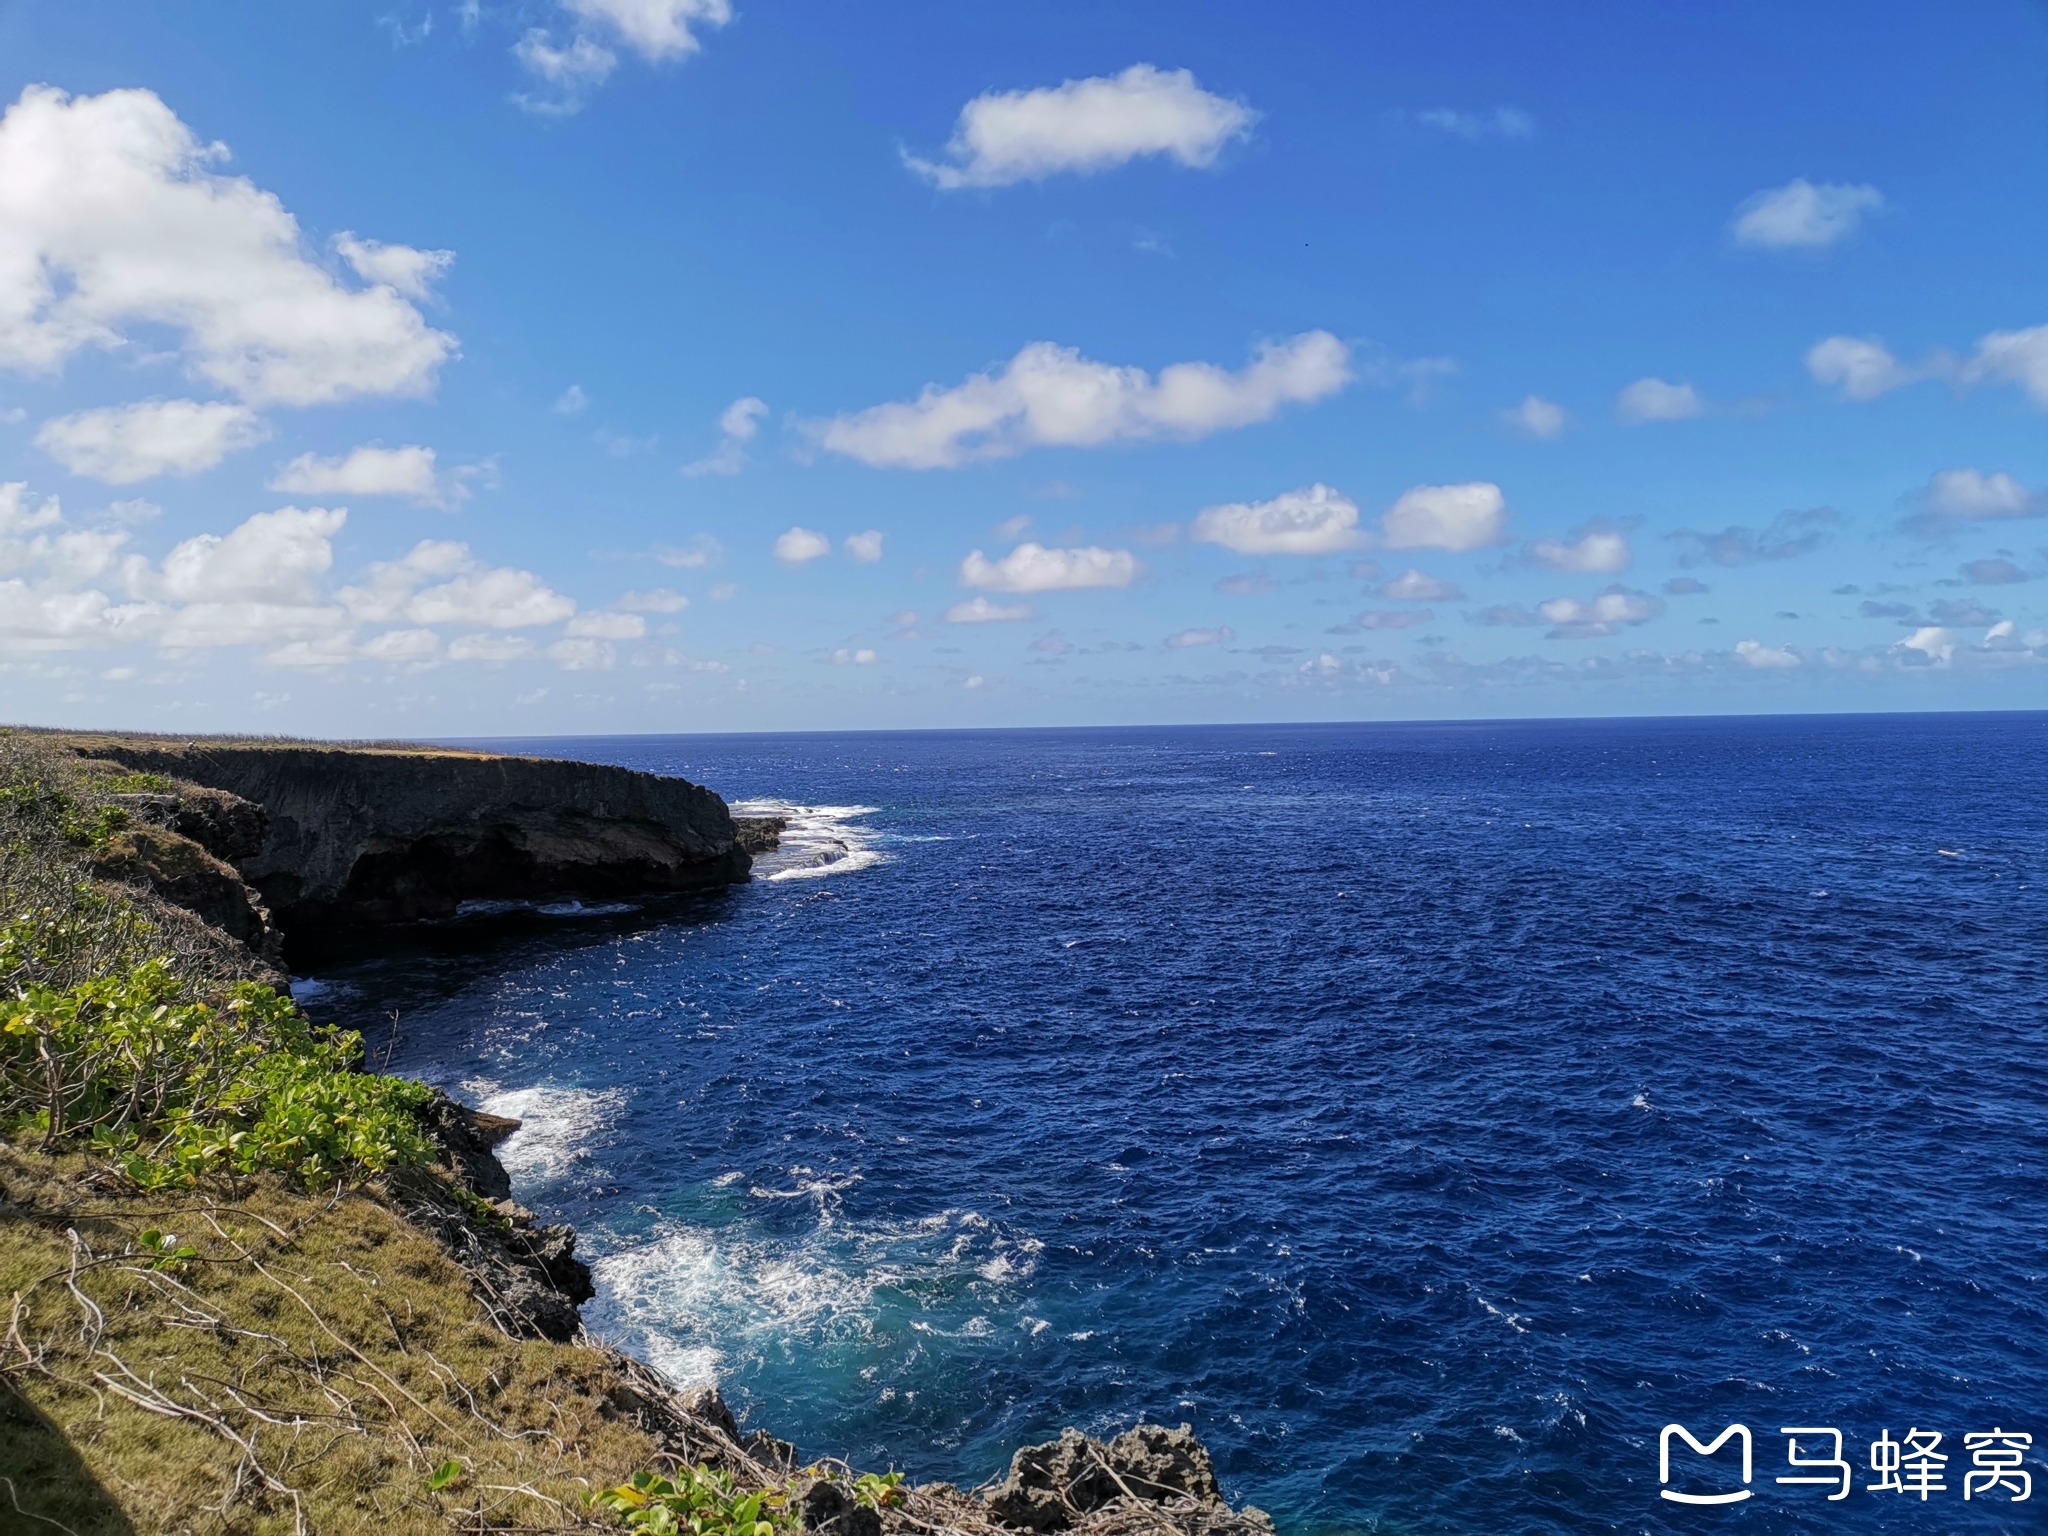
307,716,2048,1533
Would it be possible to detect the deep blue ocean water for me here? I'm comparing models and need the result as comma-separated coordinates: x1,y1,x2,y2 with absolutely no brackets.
304,715,2048,1534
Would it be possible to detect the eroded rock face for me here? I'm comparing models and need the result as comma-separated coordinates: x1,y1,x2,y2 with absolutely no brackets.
406,1091,596,1342
800,1478,881,1536
90,821,283,964
76,741,751,947
982,1425,1241,1532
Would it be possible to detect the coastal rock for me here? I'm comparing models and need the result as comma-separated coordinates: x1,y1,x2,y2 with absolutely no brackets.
421,1090,517,1201
981,1424,1233,1532
734,815,786,855
70,738,752,951
90,821,282,964
107,783,269,863
799,1477,881,1536
406,1091,594,1341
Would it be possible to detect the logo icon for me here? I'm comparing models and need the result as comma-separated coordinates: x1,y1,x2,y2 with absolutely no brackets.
1660,1424,1753,1505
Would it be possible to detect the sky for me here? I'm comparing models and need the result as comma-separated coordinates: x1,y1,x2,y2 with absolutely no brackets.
0,0,2045,736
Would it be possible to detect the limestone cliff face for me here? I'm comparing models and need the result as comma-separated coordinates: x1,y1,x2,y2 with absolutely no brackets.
70,739,751,939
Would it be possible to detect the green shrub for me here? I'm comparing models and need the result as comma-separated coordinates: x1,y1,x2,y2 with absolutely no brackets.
591,1465,787,1536
591,1465,906,1535
0,958,432,1188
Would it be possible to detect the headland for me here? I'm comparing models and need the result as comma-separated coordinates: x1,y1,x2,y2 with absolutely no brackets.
0,727,1267,1536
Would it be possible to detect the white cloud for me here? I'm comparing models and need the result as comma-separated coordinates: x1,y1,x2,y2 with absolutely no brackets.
0,503,589,661
566,610,644,640
0,583,156,651
682,395,767,476
1536,586,1664,639
1414,107,1534,141
159,597,348,652
1382,482,1506,551
1502,394,1566,438
1529,527,1631,573
617,587,688,612
27,528,128,586
407,565,576,628
1731,179,1884,249
515,1,730,114
358,627,441,665
1961,325,2048,409
654,534,722,568
333,233,453,299
960,542,1138,592
811,331,1350,469
268,443,464,507
1735,638,1802,668
1922,468,2041,522
773,526,831,564
36,400,269,483
831,646,878,665
943,596,1034,624
0,481,62,535
1896,627,1955,666
0,86,455,406
547,636,615,670
1616,378,1702,423
149,505,344,604
555,384,589,414
1379,567,1463,601
1165,626,1233,648
905,64,1254,190
843,529,885,563
334,538,469,621
1191,482,1363,556
261,632,359,669
512,32,619,114
1805,336,1915,400
562,0,731,60
708,580,736,600
448,633,535,662
1354,608,1432,629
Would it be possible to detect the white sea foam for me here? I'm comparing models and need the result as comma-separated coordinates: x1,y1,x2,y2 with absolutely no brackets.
586,1198,1041,1390
734,801,886,882
479,1084,626,1188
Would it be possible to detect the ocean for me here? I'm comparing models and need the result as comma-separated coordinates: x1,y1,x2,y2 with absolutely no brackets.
302,714,2048,1534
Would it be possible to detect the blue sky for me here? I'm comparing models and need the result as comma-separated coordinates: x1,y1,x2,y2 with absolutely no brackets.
1,0,2044,734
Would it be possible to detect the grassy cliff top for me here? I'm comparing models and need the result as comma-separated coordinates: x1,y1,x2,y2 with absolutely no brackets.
20,726,508,761
1,1148,670,1535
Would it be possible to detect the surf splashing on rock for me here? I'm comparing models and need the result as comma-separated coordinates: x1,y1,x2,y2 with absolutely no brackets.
475,1084,626,1189
734,802,886,881
585,1187,1044,1400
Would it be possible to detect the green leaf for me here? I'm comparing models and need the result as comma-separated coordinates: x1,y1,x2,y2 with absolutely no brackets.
425,1459,462,1492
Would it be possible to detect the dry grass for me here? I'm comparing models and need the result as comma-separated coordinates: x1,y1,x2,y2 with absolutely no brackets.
0,733,271,994
0,1147,668,1536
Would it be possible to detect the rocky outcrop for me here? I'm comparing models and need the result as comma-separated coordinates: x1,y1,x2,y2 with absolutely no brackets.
90,818,284,966
980,1426,1270,1535
734,815,787,855
64,737,752,951
406,1091,596,1343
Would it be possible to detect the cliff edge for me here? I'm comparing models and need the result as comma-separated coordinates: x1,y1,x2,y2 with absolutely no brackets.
53,734,753,950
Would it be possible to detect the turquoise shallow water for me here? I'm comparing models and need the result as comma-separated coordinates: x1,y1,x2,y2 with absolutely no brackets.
305,715,2048,1533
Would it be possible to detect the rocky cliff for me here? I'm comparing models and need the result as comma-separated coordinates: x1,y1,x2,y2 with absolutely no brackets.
56,734,755,954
